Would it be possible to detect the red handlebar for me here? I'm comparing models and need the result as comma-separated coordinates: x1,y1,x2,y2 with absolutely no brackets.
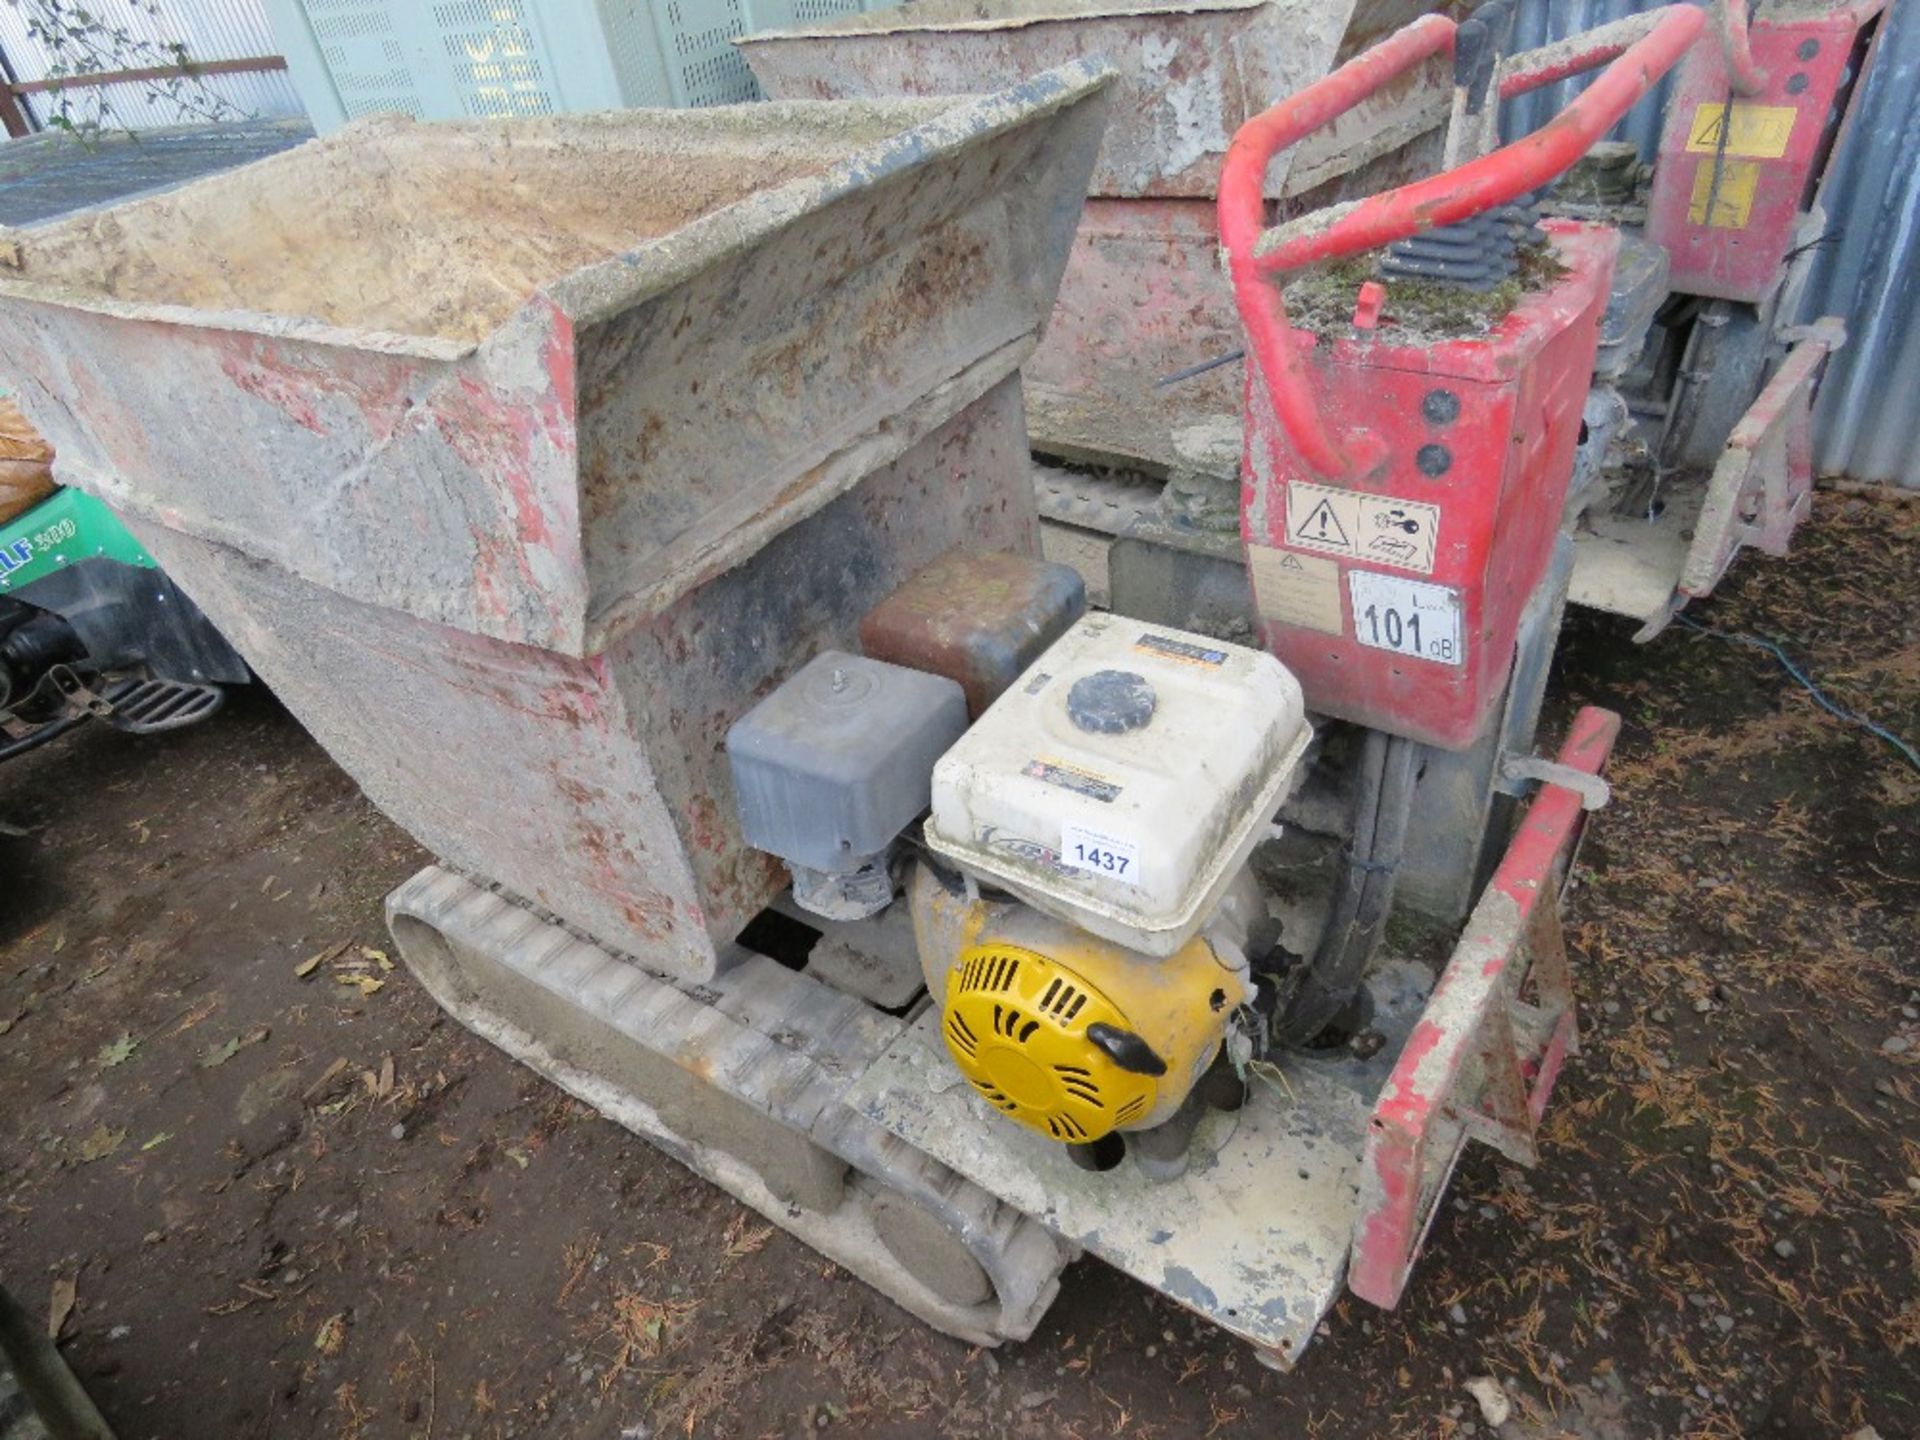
1718,0,1770,97
1219,4,1707,479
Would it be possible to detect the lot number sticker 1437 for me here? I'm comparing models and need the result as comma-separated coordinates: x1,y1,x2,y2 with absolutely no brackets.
1347,570,1464,667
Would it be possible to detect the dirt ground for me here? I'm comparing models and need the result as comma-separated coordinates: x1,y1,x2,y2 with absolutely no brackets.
1,491,1915,1440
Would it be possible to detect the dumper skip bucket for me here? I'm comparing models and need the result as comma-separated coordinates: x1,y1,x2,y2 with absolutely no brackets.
739,2,1451,472
739,0,1451,200
0,66,1112,979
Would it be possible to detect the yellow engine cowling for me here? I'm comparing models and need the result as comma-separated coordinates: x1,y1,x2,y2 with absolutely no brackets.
908,864,1254,1143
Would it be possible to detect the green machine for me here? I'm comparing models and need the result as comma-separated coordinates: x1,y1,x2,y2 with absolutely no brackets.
0,480,246,763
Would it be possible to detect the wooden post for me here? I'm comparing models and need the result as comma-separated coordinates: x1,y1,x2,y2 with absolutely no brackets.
0,43,33,139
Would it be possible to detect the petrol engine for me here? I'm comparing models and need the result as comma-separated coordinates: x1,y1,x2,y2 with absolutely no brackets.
727,557,1311,1174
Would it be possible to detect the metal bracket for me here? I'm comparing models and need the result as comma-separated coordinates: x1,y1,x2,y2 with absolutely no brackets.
1349,706,1621,1311
1496,752,1612,811
46,664,114,719
1679,315,1845,601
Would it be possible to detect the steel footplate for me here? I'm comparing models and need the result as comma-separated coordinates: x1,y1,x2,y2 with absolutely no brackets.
384,868,1070,1347
848,959,1437,1367
104,677,226,733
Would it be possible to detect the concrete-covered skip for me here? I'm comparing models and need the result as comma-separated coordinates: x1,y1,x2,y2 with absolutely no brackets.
0,66,1115,978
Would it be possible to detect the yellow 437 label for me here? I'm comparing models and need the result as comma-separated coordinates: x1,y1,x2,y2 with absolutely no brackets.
1686,103,1798,159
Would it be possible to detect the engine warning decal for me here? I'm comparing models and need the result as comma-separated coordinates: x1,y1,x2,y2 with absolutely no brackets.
1023,757,1122,804
1060,822,1141,885
1134,632,1228,667
1285,482,1439,574
1291,490,1354,551
1348,570,1464,667
1685,102,1797,159
1248,545,1343,636
1688,158,1760,229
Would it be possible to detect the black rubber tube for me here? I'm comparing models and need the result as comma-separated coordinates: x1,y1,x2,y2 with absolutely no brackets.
1276,731,1422,1046
1275,729,1386,1045
0,710,88,764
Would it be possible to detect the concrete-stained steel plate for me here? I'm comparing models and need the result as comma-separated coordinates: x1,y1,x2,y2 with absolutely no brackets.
850,961,1433,1362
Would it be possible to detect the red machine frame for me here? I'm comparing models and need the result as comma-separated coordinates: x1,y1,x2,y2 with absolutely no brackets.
1215,7,1704,750
1350,704,1619,1308
1648,0,1888,304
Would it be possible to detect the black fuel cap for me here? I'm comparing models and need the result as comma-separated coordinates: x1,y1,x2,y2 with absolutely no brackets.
1067,669,1156,734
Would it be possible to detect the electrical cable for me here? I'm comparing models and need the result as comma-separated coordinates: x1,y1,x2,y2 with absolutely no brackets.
1674,612,1920,771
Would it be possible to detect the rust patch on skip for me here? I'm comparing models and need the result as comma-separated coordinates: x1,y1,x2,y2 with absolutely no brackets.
220,342,331,437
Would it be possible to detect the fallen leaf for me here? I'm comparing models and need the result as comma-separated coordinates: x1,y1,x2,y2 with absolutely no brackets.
48,1275,75,1341
360,946,393,973
723,1220,773,1260
97,1032,139,1068
302,1057,351,1103
167,997,219,1036
0,1009,23,1037
140,1132,173,1152
295,940,351,980
336,974,385,998
75,1125,126,1163
201,1037,242,1068
200,1025,270,1069
377,1054,395,1098
505,1147,530,1170
314,1312,347,1356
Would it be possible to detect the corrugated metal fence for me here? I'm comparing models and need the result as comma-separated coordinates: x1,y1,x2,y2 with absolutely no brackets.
1506,0,1920,486
1792,0,1920,486
0,0,302,131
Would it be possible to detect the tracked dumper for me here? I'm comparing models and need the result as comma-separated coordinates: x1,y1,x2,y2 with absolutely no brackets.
0,52,1636,1366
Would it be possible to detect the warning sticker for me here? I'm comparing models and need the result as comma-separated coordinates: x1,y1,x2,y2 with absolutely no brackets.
1688,158,1761,229
1290,489,1355,553
1685,102,1797,159
1023,757,1122,804
1134,633,1229,667
1284,482,1440,574
1248,545,1343,636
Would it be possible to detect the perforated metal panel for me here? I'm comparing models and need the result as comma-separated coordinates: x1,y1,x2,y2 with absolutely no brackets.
267,0,891,130
297,0,422,120
435,0,556,116
668,0,755,106
597,0,672,108
789,0,863,19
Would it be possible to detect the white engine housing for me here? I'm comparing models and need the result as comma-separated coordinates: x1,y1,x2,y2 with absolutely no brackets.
925,616,1310,956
